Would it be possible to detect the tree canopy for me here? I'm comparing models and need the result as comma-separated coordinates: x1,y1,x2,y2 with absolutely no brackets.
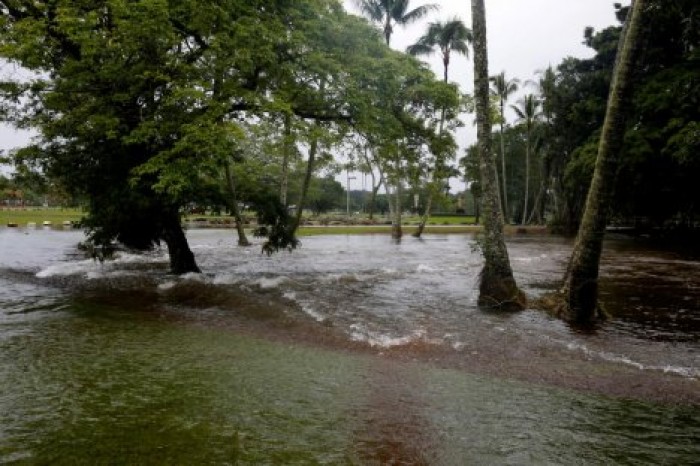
0,0,457,271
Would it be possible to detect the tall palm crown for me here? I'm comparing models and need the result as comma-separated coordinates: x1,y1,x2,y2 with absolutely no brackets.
535,66,556,122
512,94,542,129
407,18,472,82
490,72,519,114
355,0,439,45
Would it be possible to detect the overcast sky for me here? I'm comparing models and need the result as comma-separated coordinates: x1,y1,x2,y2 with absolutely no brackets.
1,1,626,188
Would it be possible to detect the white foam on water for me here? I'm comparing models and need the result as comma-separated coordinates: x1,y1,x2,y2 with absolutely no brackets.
181,272,207,282
256,276,289,289
300,304,325,322
158,281,177,291
349,324,442,348
416,264,437,273
512,254,547,263
112,251,167,264
86,269,134,280
211,273,241,285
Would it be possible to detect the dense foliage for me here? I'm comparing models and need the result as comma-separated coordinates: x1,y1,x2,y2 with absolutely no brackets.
464,1,698,234
0,0,458,271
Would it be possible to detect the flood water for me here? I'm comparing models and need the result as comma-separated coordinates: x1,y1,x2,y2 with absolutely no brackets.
0,228,698,464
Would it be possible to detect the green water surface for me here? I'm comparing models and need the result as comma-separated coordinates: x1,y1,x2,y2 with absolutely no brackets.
1,301,698,465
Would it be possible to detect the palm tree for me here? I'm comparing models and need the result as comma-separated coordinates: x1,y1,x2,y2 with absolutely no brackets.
562,0,647,323
354,0,439,46
489,72,519,221
407,18,472,83
511,94,542,224
527,66,556,225
470,0,524,310
408,17,471,238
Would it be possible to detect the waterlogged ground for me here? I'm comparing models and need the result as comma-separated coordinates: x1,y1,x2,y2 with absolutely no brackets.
0,228,698,464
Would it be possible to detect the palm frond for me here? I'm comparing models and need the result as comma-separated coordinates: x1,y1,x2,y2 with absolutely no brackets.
406,42,434,56
353,0,384,22
511,104,526,121
395,2,439,26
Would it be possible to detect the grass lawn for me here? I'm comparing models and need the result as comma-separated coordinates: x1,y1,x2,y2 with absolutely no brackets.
1,208,84,226
2,209,546,236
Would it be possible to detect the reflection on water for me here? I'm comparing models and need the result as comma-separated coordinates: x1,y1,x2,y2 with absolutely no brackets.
0,228,698,463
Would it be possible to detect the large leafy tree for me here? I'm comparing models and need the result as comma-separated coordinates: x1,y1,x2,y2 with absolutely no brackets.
470,0,525,310
354,0,439,45
0,0,391,271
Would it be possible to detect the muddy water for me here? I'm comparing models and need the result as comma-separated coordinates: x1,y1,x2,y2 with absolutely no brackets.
0,229,698,464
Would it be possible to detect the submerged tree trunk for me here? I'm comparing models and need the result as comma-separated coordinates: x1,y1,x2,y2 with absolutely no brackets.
471,0,525,311
413,185,434,238
562,0,646,323
224,162,251,246
162,210,200,274
293,122,320,234
280,113,293,207
392,181,403,240
415,99,448,239
361,147,383,221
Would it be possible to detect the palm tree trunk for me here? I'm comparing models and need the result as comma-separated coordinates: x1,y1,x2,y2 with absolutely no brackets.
224,162,250,246
562,0,646,323
527,158,550,225
521,132,530,224
471,0,524,311
499,118,509,221
527,181,545,225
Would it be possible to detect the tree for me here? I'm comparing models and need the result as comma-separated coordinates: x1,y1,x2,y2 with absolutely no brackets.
489,71,519,221
511,94,542,224
470,0,525,310
0,0,377,271
408,18,471,238
354,0,439,46
561,0,648,323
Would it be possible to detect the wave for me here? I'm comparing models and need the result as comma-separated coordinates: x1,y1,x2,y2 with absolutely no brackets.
558,339,699,379
36,259,102,278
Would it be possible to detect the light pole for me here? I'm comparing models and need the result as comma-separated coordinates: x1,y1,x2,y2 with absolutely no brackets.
346,169,356,217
